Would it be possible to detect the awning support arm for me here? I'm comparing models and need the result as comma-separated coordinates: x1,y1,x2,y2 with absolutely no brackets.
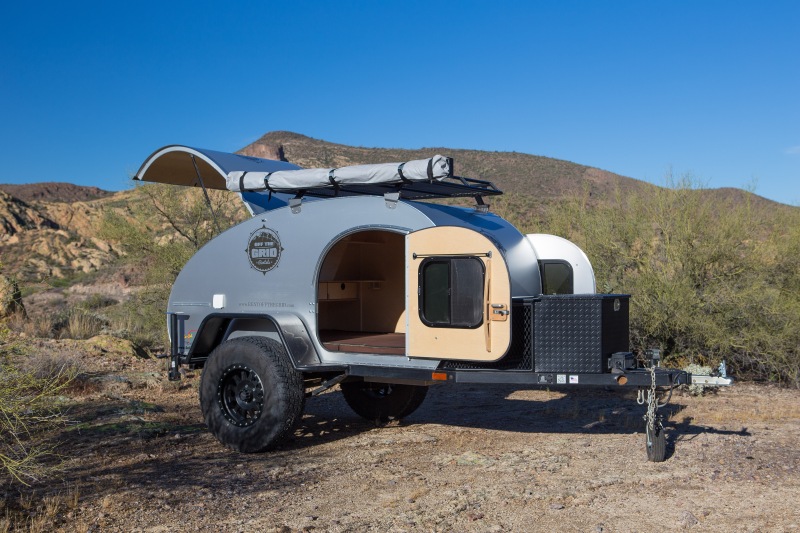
190,154,222,234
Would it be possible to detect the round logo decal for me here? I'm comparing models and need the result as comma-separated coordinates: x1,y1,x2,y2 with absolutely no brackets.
246,226,283,274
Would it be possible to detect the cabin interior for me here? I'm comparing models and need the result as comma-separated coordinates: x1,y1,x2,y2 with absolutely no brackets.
317,230,406,355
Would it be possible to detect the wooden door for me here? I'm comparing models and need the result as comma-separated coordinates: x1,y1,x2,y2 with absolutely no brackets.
406,226,511,361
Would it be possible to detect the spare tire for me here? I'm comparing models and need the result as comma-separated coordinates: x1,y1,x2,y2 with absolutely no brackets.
340,381,427,422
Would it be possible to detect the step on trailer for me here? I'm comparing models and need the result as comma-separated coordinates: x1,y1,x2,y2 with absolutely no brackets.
135,145,732,461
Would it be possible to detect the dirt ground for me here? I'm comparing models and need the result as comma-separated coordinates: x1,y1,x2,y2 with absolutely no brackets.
3,340,799,532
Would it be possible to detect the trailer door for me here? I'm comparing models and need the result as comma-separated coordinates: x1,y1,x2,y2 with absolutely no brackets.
406,226,511,361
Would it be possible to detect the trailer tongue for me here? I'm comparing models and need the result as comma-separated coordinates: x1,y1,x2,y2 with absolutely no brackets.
136,145,732,462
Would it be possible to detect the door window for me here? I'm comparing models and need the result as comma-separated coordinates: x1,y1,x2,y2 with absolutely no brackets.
539,260,574,295
420,257,485,328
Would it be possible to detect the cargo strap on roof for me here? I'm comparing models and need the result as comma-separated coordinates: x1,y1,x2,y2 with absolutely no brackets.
225,155,452,193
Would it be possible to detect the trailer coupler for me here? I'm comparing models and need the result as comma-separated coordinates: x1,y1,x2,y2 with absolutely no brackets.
690,374,733,386
689,360,733,386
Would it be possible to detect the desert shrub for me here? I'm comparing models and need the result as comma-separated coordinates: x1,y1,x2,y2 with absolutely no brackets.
14,349,83,386
79,294,118,310
683,363,714,395
99,183,247,349
0,273,75,486
102,292,169,349
63,309,107,340
535,176,800,386
37,307,108,341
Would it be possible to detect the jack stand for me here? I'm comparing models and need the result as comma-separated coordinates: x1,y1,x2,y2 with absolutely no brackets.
638,365,666,462
167,312,182,381
168,355,181,382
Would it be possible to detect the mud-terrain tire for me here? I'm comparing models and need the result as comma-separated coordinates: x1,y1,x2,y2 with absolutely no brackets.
200,336,304,453
340,381,428,422
646,422,667,462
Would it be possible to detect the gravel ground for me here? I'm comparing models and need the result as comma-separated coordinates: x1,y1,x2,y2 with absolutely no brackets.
4,343,799,532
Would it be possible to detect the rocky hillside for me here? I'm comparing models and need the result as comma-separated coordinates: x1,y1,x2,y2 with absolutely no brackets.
2,131,791,284
0,189,59,237
0,188,126,282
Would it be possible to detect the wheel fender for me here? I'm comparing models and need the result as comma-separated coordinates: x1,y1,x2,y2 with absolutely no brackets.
189,313,320,368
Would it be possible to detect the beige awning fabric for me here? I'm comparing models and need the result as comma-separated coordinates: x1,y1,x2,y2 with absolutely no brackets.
134,145,301,190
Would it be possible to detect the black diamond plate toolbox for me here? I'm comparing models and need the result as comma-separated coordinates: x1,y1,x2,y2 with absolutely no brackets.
533,295,630,373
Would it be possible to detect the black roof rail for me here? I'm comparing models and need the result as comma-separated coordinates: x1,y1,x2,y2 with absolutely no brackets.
296,175,503,201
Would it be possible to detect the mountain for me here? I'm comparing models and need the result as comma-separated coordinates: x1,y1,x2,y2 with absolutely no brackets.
239,131,651,202
241,132,796,215
0,182,113,203
0,189,59,237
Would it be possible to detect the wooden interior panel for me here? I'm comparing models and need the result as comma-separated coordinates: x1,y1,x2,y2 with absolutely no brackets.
317,300,361,331
317,230,406,339
320,330,405,355
360,233,405,332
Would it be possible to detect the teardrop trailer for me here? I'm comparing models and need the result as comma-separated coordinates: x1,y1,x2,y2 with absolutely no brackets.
134,146,732,462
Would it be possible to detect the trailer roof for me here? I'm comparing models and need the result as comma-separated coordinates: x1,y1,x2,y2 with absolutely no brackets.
134,145,502,200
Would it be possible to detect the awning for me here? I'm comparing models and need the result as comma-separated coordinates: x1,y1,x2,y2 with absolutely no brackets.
133,145,301,190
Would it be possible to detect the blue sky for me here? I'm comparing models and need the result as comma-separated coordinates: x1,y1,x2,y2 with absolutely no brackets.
1,1,798,205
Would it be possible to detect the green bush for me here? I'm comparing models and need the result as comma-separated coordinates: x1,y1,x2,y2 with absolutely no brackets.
1,264,75,486
0,349,74,486
531,177,800,386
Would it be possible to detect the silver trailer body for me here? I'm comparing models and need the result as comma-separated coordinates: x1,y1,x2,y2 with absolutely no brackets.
168,195,542,369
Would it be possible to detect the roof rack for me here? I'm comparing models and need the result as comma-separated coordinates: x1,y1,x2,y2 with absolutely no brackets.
293,175,503,201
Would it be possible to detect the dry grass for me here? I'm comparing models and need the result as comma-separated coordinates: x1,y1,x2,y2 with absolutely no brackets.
0,485,80,533
682,387,800,425
4,313,52,340
62,309,104,340
13,348,83,384
6,308,105,341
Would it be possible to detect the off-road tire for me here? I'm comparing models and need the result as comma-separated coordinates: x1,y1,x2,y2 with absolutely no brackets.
340,381,428,422
200,336,304,453
646,422,667,462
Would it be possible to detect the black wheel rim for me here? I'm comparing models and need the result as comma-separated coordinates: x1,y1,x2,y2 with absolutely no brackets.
217,364,265,427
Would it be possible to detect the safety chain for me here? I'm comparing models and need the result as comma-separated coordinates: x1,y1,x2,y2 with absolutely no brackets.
637,365,660,431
